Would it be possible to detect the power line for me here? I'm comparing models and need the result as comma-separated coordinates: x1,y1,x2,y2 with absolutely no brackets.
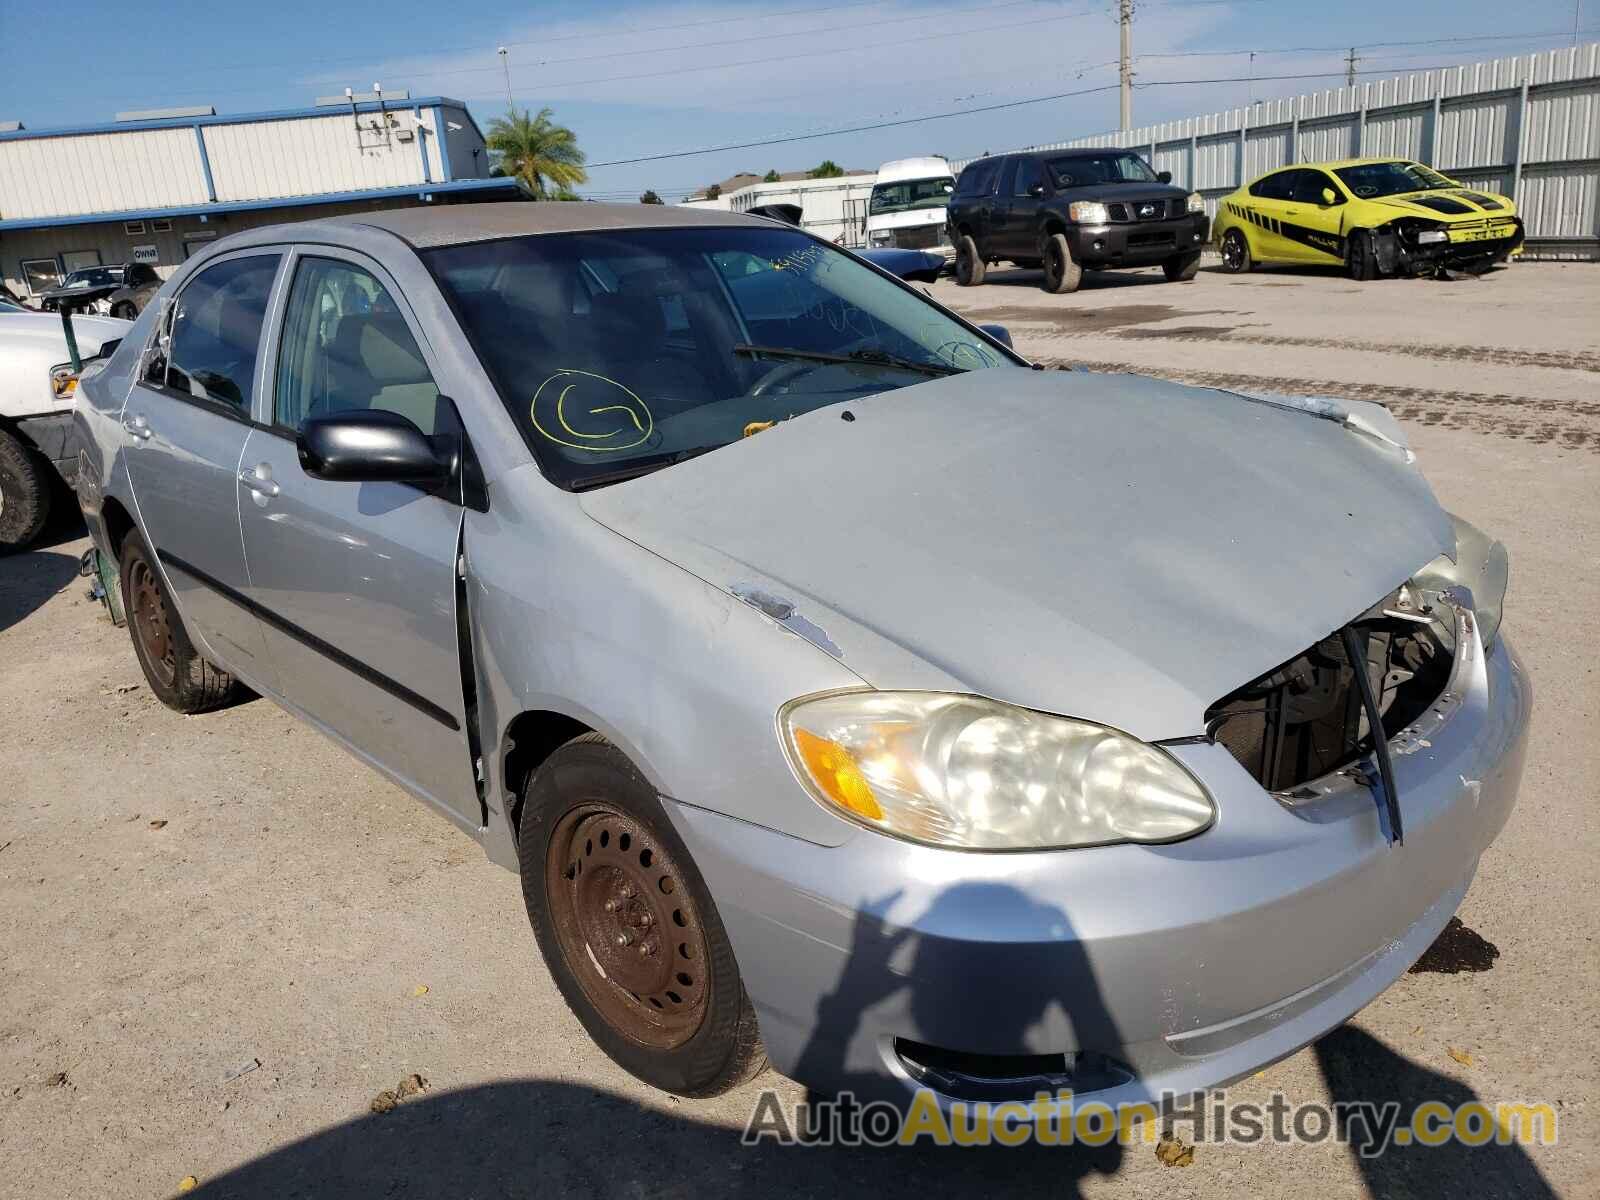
583,62,1483,171
1136,29,1598,58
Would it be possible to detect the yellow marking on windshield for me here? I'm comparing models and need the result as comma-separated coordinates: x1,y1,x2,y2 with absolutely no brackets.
531,369,653,452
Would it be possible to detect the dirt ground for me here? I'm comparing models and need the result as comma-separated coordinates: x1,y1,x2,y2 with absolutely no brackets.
2,261,1596,1199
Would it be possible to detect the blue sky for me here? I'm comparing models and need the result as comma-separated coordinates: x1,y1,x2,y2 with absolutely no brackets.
1,0,1592,197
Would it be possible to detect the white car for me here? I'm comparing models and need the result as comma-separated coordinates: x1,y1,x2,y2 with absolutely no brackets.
0,309,129,549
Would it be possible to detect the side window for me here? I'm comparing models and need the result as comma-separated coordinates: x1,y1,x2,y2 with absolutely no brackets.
957,159,999,197
1292,170,1341,205
1014,158,1042,196
274,257,442,436
1249,171,1295,201
161,255,280,413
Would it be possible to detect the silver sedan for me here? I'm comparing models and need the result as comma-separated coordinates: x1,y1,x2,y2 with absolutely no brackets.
73,202,1530,1112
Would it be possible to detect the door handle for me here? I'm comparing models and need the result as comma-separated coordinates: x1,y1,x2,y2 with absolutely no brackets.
239,467,280,499
122,414,151,440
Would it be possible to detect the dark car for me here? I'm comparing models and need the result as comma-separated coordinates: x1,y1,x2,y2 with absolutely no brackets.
947,148,1210,293
38,262,160,316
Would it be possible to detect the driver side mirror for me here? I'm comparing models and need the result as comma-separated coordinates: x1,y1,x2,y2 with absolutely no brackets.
977,323,1013,349
1157,170,1173,184
1321,187,1338,206
298,409,451,486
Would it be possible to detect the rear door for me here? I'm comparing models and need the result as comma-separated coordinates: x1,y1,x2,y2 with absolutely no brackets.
122,250,284,687
237,247,478,822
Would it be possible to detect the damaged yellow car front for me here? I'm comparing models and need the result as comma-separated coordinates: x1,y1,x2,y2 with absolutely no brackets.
1215,157,1523,279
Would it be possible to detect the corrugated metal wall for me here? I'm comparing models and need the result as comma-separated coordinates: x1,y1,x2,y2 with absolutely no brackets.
0,128,209,220
952,43,1600,256
0,102,485,221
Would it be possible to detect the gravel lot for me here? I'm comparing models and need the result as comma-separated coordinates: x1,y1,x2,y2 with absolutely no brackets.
2,261,1595,1199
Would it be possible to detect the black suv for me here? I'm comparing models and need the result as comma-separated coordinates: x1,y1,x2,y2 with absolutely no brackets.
947,148,1209,293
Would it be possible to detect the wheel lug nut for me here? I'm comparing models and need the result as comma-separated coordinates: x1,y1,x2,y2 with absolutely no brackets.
620,884,634,899
639,913,652,927
604,900,617,913
616,931,633,947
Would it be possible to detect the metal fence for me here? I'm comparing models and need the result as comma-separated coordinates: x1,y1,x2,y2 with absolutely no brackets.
952,43,1600,258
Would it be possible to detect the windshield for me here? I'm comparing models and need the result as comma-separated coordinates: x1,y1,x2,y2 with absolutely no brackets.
1334,160,1452,199
426,226,1014,489
1046,153,1157,188
62,267,124,289
869,176,954,215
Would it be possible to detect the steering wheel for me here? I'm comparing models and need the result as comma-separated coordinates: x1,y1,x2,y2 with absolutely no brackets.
746,359,821,398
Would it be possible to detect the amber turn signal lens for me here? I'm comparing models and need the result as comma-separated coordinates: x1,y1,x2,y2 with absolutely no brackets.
792,728,883,821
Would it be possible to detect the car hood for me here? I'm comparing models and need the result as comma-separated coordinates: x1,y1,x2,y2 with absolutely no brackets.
580,369,1453,741
1367,188,1517,220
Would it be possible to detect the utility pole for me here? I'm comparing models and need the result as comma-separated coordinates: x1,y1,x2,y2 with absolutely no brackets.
1345,47,1359,88
498,46,513,112
1118,0,1133,131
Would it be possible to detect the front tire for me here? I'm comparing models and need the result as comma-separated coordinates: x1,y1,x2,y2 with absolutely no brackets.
1040,232,1082,294
517,734,767,1097
1219,228,1253,274
1347,229,1378,281
119,532,239,712
1163,252,1201,282
954,234,986,286
0,428,51,552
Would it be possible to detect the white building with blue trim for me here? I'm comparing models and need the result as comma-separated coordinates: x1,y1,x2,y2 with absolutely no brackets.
0,94,526,300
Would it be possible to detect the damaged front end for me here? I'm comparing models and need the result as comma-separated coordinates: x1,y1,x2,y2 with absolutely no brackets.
1368,215,1525,277
1205,516,1508,836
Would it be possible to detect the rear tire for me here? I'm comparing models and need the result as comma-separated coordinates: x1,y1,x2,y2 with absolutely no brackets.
1347,229,1378,281
0,428,51,553
1040,233,1082,294
1219,228,1253,274
1163,252,1201,282
954,235,986,286
119,532,239,712
517,733,767,1097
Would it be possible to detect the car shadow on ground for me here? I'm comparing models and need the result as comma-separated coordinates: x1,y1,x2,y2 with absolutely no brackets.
974,267,1179,292
192,891,1553,1198
0,547,81,634
1315,1026,1555,1198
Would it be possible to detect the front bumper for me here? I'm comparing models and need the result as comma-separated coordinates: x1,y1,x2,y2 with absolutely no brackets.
670,631,1531,1111
1068,214,1210,269
1405,218,1524,271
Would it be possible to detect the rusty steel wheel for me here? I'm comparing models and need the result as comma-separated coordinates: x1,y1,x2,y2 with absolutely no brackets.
128,556,177,688
545,804,711,1049
517,734,766,1096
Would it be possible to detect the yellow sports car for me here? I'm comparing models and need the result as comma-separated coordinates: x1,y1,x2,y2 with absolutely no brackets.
1214,158,1523,279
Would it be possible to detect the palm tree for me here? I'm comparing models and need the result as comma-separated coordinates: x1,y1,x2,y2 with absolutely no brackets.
808,160,845,179
485,107,588,199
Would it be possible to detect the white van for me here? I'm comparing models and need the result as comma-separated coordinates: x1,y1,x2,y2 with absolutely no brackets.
863,156,956,258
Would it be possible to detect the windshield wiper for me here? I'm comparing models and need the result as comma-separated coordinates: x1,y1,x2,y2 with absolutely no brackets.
732,343,956,377
567,444,725,491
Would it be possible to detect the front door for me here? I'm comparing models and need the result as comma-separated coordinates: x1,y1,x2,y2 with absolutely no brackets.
238,249,477,821
1282,168,1349,263
122,251,283,688
999,157,1045,259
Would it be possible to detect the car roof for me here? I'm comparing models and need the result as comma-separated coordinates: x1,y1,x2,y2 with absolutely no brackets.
316,200,771,249
965,148,1138,164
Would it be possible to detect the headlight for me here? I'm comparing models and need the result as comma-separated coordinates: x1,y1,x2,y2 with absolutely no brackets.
868,229,894,246
1412,514,1508,649
780,691,1215,850
1416,229,1448,244
1068,200,1110,224
49,362,79,399
1186,192,1205,214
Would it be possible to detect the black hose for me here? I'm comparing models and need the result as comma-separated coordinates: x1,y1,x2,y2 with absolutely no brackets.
1342,625,1403,845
